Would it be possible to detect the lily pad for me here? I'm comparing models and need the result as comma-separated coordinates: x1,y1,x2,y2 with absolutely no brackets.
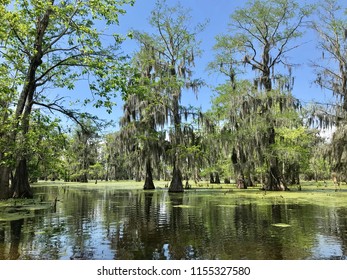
271,223,291,228
173,205,197,208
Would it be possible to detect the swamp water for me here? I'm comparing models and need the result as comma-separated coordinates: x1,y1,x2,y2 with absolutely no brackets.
0,183,347,260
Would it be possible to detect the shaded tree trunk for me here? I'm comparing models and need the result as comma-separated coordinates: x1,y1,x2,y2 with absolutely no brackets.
214,172,221,184
209,173,215,184
264,126,287,191
285,163,300,185
11,159,33,198
80,172,88,183
11,92,35,198
143,160,155,190
232,147,247,189
0,165,10,199
169,166,183,192
168,91,183,193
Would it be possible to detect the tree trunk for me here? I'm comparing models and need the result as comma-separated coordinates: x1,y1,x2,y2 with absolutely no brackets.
79,171,88,183
209,173,215,184
0,165,10,199
232,147,247,189
236,176,247,189
169,166,183,192
214,172,221,184
287,163,300,185
11,159,33,198
264,124,288,191
224,178,231,184
143,160,155,190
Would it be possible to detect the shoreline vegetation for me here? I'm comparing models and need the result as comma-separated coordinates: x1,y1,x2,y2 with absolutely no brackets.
2,179,346,222
4,179,346,203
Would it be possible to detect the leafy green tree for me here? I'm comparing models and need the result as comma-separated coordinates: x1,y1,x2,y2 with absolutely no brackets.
0,0,134,198
66,122,100,183
26,111,66,182
211,0,312,190
119,94,167,189
311,0,347,180
89,162,104,183
131,0,205,192
312,0,347,112
119,41,170,189
304,136,331,181
102,132,130,180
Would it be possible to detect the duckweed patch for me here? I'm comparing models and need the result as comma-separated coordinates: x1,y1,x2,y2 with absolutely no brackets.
0,199,52,221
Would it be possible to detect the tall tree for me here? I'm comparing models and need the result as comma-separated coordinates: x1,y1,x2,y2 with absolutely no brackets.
101,132,129,181
311,0,347,180
0,0,134,198
120,92,167,190
213,0,311,190
119,42,169,189
132,0,205,192
67,121,100,183
312,0,347,112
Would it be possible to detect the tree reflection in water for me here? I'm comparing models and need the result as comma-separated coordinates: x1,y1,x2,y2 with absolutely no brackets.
0,186,346,260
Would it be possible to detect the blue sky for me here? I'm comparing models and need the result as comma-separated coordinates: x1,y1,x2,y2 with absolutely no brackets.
71,0,344,131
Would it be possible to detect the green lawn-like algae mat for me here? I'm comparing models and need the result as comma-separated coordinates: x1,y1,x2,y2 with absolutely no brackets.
28,179,347,209
0,199,52,221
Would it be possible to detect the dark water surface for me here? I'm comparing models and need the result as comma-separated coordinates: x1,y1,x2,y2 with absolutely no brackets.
1,185,347,260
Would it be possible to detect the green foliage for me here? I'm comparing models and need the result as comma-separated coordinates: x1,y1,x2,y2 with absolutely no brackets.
0,0,134,198
2,0,133,98
207,0,314,190
26,112,67,181
118,0,206,189
68,121,100,182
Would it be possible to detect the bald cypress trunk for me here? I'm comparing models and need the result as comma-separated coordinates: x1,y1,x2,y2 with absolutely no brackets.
169,93,184,193
232,147,247,189
169,166,183,192
11,90,35,198
143,160,155,190
11,159,33,198
262,52,287,191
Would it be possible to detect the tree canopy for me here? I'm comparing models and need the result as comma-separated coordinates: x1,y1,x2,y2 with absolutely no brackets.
1,0,347,198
